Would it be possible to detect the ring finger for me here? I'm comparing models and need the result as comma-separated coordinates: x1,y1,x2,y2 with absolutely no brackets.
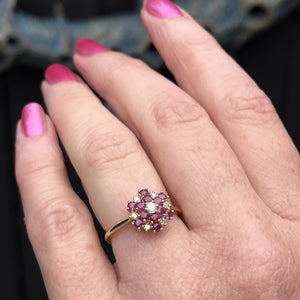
42,64,187,265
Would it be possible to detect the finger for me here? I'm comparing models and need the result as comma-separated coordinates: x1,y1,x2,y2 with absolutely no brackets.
42,65,187,261
141,0,300,220
15,103,117,300
73,40,269,232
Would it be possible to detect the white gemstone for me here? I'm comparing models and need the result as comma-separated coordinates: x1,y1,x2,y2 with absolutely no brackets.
130,212,138,220
143,224,152,231
133,196,141,203
150,192,157,198
160,217,167,226
163,202,171,209
146,202,156,214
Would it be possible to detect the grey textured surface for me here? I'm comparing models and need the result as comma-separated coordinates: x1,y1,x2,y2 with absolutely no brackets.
0,0,300,71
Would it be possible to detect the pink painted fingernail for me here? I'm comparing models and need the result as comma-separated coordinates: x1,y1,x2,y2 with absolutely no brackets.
45,64,78,84
145,0,183,18
21,103,44,137
75,38,111,57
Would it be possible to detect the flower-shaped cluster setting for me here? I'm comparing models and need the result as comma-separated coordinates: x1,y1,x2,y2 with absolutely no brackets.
127,189,174,232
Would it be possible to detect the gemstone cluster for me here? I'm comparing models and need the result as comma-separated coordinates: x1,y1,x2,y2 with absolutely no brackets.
127,189,174,232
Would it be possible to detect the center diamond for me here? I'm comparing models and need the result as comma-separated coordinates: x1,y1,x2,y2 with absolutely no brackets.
145,202,156,214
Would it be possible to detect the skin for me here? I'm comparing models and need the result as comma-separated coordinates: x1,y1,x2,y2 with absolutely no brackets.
15,3,300,300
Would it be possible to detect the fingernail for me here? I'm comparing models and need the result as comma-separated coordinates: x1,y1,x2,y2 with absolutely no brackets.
21,103,44,137
145,0,183,18
75,38,111,57
45,63,78,84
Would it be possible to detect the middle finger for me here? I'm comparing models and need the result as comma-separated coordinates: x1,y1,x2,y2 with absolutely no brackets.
73,39,269,230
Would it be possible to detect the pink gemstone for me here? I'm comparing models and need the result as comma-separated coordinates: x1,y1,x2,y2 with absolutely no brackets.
139,189,149,197
166,210,174,219
153,223,162,232
150,214,159,222
158,192,167,200
135,202,146,212
128,201,136,211
140,211,148,220
143,195,152,202
157,206,167,215
154,197,162,205
134,218,143,228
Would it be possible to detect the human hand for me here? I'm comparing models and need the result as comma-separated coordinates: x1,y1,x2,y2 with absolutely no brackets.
15,0,300,299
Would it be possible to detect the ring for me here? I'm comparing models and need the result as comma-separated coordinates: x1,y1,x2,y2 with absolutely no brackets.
105,188,181,243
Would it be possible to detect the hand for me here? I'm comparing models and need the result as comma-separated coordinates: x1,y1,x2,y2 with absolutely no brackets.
15,0,300,299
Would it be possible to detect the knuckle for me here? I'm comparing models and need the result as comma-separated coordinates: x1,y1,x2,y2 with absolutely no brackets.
236,230,298,297
211,221,298,298
244,238,279,276
80,128,140,170
179,31,219,55
27,199,90,245
108,55,148,82
16,156,64,186
174,33,220,69
152,92,209,131
224,83,277,126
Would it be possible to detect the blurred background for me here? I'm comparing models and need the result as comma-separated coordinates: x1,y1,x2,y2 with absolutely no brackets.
1,0,300,299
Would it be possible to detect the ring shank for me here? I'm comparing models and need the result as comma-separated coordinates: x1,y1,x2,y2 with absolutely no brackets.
105,219,131,244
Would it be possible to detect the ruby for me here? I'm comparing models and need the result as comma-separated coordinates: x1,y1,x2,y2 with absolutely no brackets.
135,202,146,212
153,223,162,232
150,214,159,222
140,211,148,220
134,218,143,228
139,189,149,197
153,197,162,205
157,206,167,215
143,195,152,202
128,201,136,211
158,192,167,200
166,210,174,219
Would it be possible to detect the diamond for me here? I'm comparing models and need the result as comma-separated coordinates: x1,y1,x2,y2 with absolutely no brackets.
145,202,156,214
163,202,171,209
143,223,152,231
160,217,167,226
130,212,138,220
150,192,157,198
133,196,141,203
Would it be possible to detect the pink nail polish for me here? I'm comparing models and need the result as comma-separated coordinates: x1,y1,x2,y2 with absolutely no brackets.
145,0,183,18
75,38,111,57
21,103,44,137
45,64,78,84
